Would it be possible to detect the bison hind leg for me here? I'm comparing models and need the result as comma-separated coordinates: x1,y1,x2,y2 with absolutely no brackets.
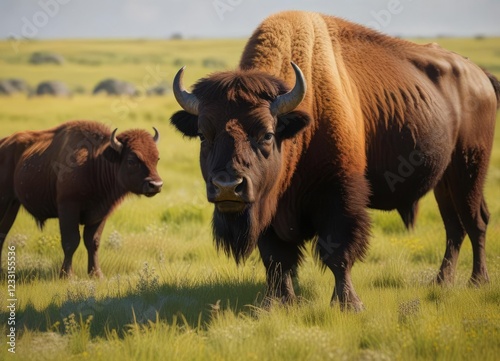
434,152,491,286
468,197,490,286
433,180,466,284
397,201,419,229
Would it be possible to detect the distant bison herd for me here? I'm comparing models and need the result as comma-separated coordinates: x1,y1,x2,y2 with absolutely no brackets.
0,77,170,97
1,11,500,310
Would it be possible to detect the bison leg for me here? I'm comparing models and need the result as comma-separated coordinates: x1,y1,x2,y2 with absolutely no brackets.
58,204,81,278
314,178,371,312
258,228,301,306
435,153,490,286
0,199,21,271
83,221,106,278
469,197,490,285
434,180,466,284
317,235,365,312
454,194,490,285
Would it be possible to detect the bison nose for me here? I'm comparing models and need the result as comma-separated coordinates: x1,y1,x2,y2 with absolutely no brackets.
211,174,244,201
147,180,163,193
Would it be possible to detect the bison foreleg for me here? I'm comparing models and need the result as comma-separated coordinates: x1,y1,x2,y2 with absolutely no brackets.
83,221,106,278
258,229,301,306
315,193,370,312
58,204,81,278
317,236,364,312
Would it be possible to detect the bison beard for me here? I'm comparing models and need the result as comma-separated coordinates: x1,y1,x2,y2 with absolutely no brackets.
212,206,261,263
212,173,281,263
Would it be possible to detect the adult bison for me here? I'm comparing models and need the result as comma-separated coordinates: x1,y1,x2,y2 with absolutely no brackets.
171,11,500,310
35,81,71,97
0,121,163,278
93,79,138,96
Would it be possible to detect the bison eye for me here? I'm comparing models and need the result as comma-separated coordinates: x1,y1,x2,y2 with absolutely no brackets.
127,158,139,167
197,132,206,142
260,132,274,145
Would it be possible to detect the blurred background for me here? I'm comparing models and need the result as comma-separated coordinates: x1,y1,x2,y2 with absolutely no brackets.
1,0,500,40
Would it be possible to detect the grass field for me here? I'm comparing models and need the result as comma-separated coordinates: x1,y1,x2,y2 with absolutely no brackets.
1,36,500,360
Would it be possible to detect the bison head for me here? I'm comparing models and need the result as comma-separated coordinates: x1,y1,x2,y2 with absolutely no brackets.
171,63,311,262
109,128,163,197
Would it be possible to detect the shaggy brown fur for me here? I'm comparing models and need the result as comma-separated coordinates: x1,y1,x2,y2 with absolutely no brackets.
0,121,162,278
171,11,499,310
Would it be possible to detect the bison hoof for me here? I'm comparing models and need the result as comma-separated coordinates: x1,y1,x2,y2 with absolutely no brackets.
433,271,454,286
468,274,489,287
261,294,296,310
89,269,104,279
59,270,76,279
331,299,365,312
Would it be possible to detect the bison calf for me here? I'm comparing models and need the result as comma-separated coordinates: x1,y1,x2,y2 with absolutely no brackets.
0,121,163,278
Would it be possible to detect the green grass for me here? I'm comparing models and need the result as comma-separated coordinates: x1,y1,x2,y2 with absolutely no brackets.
1,37,500,360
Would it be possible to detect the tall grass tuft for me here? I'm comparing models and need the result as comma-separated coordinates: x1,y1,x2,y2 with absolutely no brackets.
62,313,93,354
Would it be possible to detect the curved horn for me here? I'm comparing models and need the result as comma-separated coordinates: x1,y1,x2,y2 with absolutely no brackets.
110,128,123,153
270,62,307,116
173,66,200,115
152,127,160,143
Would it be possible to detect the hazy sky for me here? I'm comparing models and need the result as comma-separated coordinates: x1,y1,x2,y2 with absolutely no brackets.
1,0,499,40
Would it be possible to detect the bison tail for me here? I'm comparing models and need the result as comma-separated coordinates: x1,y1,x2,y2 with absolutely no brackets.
36,219,46,231
484,69,500,109
397,201,419,230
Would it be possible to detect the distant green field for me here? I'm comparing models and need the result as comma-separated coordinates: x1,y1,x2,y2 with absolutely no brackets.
0,37,500,361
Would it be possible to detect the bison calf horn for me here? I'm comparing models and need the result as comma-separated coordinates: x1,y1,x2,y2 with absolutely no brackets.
153,127,160,143
110,129,123,153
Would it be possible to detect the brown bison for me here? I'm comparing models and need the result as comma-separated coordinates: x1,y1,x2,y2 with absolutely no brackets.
0,121,163,278
171,11,500,310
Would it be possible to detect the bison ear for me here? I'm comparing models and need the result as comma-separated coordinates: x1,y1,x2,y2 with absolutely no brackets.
170,110,199,138
276,110,311,140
